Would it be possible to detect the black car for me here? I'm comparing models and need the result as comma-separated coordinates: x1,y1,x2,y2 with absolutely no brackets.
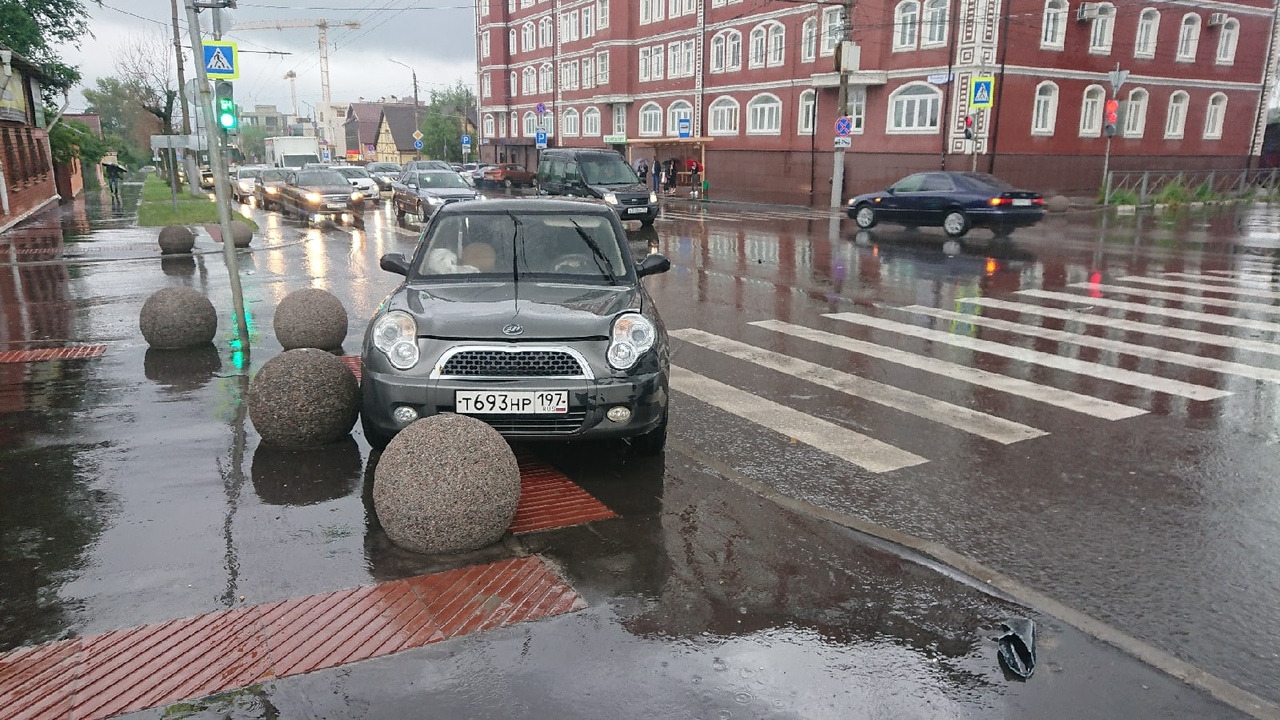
278,168,366,228
401,159,454,175
254,168,290,211
361,198,672,452
366,162,403,191
536,149,658,226
847,172,1045,238
391,170,482,225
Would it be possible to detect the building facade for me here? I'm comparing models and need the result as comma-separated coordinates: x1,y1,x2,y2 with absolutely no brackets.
474,0,1279,204
0,44,57,231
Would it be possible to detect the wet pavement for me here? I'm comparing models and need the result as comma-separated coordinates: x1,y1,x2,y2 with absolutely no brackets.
2,182,1278,718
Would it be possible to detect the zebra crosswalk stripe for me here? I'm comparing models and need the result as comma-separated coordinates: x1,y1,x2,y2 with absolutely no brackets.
752,320,1145,420
1200,270,1280,281
1161,272,1278,286
1117,275,1280,301
669,365,928,473
671,328,1046,445
1028,289,1280,333
824,312,1230,401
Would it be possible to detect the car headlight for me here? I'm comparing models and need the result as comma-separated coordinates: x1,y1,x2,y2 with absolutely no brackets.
475,194,486,201
238,180,254,191
265,186,279,194
649,191,658,203
603,192,619,205
305,191,322,203
427,196,444,205
372,310,419,370
351,191,364,201
607,313,656,371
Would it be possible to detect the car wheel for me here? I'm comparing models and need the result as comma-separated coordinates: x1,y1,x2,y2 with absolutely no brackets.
361,415,394,451
395,205,406,225
417,202,426,220
503,178,513,189
854,204,877,229
628,409,667,456
943,210,970,238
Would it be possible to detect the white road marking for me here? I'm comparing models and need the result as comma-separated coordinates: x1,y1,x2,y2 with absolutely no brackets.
824,312,1230,401
669,366,928,473
1160,272,1278,286
672,329,1046,445
752,320,1146,420
1026,289,1280,333
1117,275,1280,301
1200,270,1280,281
956,296,1280,359
901,305,1280,384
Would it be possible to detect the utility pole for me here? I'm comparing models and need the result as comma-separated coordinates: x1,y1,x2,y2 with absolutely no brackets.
169,0,189,198
389,59,421,160
185,0,250,355
829,0,854,209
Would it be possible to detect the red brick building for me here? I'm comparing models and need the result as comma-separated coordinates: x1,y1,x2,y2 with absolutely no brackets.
474,0,1277,204
1,44,57,231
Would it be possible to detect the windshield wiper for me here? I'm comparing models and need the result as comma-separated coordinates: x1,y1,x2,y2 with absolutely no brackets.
569,219,616,282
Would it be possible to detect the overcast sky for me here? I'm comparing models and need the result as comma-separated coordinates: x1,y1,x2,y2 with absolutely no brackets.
58,0,478,115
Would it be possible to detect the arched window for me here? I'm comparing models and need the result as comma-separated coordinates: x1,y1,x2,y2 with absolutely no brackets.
1217,18,1239,65
521,22,535,52
747,93,782,134
1204,93,1227,139
1135,9,1159,58
563,108,580,136
726,29,742,70
749,24,768,68
894,0,920,50
667,100,693,136
539,63,553,93
922,0,948,46
521,67,536,95
1177,14,1201,61
510,70,518,95
711,32,727,72
1090,3,1115,53
1032,81,1058,135
1079,84,1105,137
539,17,553,47
541,111,554,137
483,114,495,137
802,17,818,62
709,96,740,135
509,29,517,53
1164,91,1189,138
639,101,662,136
768,22,786,66
1124,88,1149,138
1041,0,1067,48
510,111,518,137
523,111,537,137
583,107,601,136
798,89,816,135
887,82,941,133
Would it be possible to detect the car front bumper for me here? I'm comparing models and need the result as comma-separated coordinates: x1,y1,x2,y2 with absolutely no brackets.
611,204,658,222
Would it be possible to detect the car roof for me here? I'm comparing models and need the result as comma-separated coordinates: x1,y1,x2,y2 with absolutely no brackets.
434,198,615,217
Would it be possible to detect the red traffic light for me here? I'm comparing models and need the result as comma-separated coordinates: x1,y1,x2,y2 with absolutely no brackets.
964,114,974,128
1104,99,1119,113
1106,111,1118,124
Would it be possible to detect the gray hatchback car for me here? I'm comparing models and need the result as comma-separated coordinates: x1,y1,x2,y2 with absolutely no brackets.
361,198,672,452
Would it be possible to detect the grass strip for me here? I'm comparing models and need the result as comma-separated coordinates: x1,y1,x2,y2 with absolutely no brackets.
136,175,258,229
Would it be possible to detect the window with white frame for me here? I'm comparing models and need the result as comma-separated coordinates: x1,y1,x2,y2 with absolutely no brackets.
922,0,948,46
582,56,595,88
584,107,601,136
568,10,579,40
667,100,692,136
523,111,537,136
509,28,517,52
481,0,489,15
1041,0,1066,48
849,87,866,131
747,93,782,134
582,6,595,37
543,112,555,137
709,96,740,135
749,24,767,68
481,31,490,57
597,0,609,28
520,0,532,7
888,82,941,133
895,1,919,51
521,22,535,51
668,42,683,78
510,70,518,95
1217,18,1239,65
522,67,536,94
1177,13,1200,61
821,6,844,55
539,17,553,47
1135,9,1159,58
1204,92,1226,139
1090,3,1115,53
482,73,491,98
1164,91,1188,138
768,23,785,65
681,40,695,76
651,44,664,79
510,112,518,136
1079,84,1104,137
563,108,580,136
640,0,663,24
711,30,742,72
483,114,495,136
798,89,816,135
597,50,610,83
640,47,652,80
802,17,817,62
612,104,625,134
1123,88,1148,137
639,102,662,136
539,63,553,93
1032,81,1058,135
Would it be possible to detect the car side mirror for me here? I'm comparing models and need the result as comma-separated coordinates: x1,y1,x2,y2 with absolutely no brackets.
886,187,897,195
380,252,410,276
636,253,671,278
407,183,417,189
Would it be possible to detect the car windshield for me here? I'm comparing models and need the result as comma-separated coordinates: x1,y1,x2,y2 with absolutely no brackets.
368,163,401,173
335,167,371,178
962,173,1014,191
578,156,639,186
416,212,627,283
412,172,470,189
414,161,452,171
261,169,288,182
296,170,348,186
236,168,262,179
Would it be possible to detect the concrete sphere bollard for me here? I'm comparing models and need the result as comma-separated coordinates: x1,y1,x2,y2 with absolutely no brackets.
274,288,348,350
373,414,521,555
1046,195,1071,213
139,287,218,349
158,225,195,254
230,220,254,248
249,348,360,447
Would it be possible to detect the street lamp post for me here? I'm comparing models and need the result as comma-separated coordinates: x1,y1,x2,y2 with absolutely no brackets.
388,59,421,160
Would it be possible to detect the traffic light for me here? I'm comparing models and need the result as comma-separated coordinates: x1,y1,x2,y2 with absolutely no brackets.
1104,99,1119,137
964,114,974,140
215,81,237,131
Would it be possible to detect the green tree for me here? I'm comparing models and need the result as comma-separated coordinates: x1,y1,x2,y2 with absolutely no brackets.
83,76,150,162
419,81,475,163
236,124,268,163
0,0,102,103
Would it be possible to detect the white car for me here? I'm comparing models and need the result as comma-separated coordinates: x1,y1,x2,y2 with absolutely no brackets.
334,166,380,202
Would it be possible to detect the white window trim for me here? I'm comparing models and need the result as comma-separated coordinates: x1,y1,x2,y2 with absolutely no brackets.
749,25,768,69
708,96,740,136
1203,93,1226,139
1216,18,1239,66
639,101,663,136
921,0,948,48
886,81,942,134
563,108,580,137
1032,81,1058,136
767,23,786,67
798,89,816,135
1079,85,1104,138
1164,91,1188,139
1176,13,1201,62
583,107,601,136
801,17,818,63
746,92,782,135
893,0,920,52
1089,4,1116,55
1123,89,1148,138
1134,9,1160,59
1041,0,1066,50
820,6,844,56
667,100,693,137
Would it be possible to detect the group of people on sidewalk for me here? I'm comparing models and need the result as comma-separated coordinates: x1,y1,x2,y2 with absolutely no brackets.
636,157,703,198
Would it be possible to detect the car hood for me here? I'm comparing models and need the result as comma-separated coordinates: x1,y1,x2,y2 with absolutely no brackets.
588,182,648,196
418,187,478,199
395,282,640,340
300,183,353,194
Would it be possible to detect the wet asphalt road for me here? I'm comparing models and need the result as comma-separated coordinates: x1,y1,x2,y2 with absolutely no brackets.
2,183,1279,718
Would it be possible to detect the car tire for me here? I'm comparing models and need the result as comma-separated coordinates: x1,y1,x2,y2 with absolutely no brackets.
361,415,393,451
503,178,513,189
943,210,970,238
395,205,406,225
853,204,877,229
417,202,426,220
628,409,667,456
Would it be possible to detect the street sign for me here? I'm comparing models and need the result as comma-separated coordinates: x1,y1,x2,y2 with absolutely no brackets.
970,76,994,109
535,130,548,149
202,40,239,80
322,150,330,161
603,134,627,144
461,134,471,147
927,73,953,85
1108,69,1130,95
413,139,423,150
677,118,691,139
834,116,853,136
412,130,423,140
535,102,547,115
833,136,852,148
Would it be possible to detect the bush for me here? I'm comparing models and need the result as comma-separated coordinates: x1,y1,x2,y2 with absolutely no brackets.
1193,181,1217,202
1153,181,1192,206
1106,188,1139,206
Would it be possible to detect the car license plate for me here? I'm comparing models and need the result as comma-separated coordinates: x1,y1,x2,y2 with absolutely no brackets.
455,390,568,414
1013,198,1032,206
627,207,648,215
325,203,346,210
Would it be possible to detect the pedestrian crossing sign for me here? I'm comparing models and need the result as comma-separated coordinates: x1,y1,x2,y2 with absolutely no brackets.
970,76,994,109
203,41,239,80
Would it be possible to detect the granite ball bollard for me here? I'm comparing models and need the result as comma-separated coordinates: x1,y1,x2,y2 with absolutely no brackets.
139,287,218,349
248,348,360,448
1046,195,1071,213
230,220,254,248
157,225,195,254
373,414,521,555
274,288,349,350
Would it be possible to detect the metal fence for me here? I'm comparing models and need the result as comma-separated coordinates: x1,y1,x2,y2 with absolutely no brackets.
1104,168,1280,206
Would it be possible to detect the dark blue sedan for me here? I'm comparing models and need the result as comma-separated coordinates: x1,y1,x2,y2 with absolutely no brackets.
847,172,1045,238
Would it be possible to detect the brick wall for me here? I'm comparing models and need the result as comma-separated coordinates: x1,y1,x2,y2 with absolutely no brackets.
1,122,57,224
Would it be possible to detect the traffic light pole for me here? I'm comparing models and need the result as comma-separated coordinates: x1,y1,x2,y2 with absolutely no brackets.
1101,128,1113,205
185,0,250,357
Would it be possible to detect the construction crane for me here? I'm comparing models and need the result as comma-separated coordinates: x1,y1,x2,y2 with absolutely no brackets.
231,19,360,103
283,70,298,117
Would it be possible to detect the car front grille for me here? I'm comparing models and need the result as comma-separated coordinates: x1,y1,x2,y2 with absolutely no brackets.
621,196,648,206
445,408,588,434
440,349,585,377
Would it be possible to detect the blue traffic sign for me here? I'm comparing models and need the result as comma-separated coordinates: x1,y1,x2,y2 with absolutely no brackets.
413,139,423,150
970,76,995,109
202,40,239,80
461,135,471,147
535,102,547,115
834,116,853,136
535,130,548,149
677,118,691,139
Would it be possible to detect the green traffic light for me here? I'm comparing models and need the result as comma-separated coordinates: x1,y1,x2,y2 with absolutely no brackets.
217,98,238,130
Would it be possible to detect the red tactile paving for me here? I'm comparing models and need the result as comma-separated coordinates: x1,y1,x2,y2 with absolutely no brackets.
338,354,361,380
511,455,618,533
0,556,583,720
0,346,106,364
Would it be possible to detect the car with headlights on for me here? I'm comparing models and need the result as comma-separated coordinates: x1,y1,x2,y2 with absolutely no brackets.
391,170,483,225
278,167,366,228
231,165,268,204
361,198,672,453
254,168,290,211
847,171,1045,238
366,161,403,191
333,165,379,203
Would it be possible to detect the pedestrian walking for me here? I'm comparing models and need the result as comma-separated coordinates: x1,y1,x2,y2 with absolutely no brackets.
688,159,702,198
104,162,125,198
